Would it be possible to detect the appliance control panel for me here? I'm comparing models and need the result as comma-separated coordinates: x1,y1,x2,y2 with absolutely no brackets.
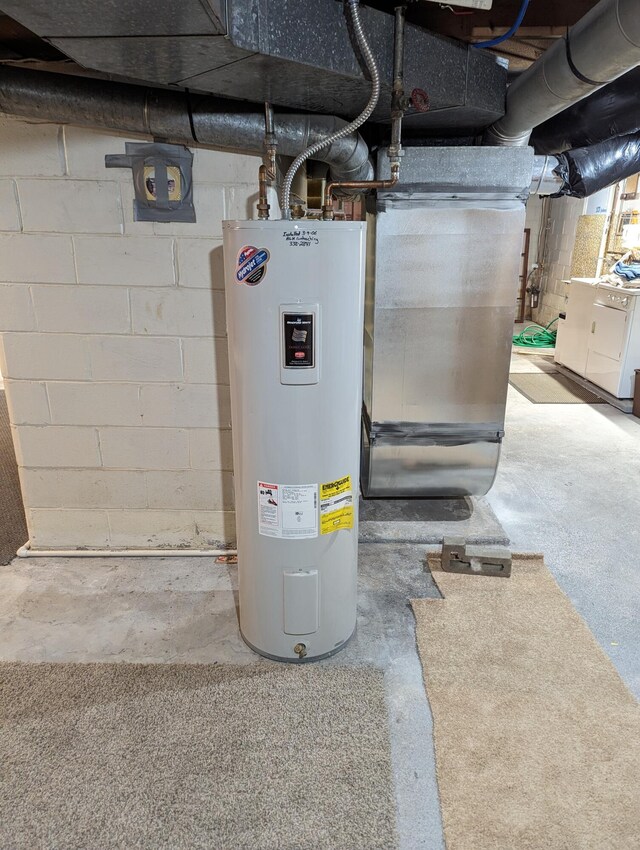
280,304,320,385
595,290,633,312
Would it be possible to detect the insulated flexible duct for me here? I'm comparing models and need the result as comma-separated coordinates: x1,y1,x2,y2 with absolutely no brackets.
484,0,640,146
552,133,640,199
0,66,373,184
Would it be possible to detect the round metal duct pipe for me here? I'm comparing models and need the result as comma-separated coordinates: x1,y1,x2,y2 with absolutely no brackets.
0,66,373,183
485,0,640,146
530,155,564,196
530,66,640,155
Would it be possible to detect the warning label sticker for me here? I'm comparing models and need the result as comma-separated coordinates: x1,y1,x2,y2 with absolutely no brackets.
258,481,318,539
258,482,280,538
320,474,354,535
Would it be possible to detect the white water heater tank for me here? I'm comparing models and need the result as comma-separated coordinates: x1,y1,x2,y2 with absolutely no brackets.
223,220,366,661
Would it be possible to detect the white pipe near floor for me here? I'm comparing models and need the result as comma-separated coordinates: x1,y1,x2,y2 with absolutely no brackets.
16,541,237,559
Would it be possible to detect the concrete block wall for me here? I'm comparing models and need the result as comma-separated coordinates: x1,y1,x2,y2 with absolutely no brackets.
0,113,261,549
535,195,585,328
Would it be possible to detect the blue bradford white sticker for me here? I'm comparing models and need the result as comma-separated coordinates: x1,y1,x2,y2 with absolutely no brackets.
236,245,270,286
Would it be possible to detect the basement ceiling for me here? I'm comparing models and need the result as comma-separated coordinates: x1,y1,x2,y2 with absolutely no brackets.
371,0,602,72
0,0,511,135
0,0,602,75
0,0,603,137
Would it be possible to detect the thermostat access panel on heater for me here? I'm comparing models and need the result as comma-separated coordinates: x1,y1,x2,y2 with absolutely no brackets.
280,304,320,385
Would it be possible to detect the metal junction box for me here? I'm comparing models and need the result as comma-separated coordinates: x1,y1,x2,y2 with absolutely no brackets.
361,146,534,498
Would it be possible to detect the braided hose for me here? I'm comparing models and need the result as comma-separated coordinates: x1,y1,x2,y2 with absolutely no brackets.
280,0,380,218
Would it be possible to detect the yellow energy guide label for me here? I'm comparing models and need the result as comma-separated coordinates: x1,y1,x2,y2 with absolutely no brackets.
320,474,354,534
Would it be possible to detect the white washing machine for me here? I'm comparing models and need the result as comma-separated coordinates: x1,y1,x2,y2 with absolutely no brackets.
554,277,598,376
585,283,640,398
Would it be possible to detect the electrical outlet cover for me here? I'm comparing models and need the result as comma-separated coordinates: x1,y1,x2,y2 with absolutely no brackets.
105,142,196,223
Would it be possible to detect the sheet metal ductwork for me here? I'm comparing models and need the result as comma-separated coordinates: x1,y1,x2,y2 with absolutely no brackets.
485,0,640,147
0,0,506,136
361,146,533,498
0,66,373,184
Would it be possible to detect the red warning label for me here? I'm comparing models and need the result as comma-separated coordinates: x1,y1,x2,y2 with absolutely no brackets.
258,482,279,537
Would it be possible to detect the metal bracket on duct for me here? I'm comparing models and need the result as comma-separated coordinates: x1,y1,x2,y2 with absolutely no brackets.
0,66,373,185
484,0,640,147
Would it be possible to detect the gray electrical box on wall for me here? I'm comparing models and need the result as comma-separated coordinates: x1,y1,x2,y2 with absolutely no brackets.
105,142,196,222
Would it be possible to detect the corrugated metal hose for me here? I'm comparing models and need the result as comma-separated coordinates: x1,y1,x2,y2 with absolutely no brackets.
280,0,380,218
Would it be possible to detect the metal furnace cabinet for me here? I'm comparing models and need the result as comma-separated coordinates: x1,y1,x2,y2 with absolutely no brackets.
361,146,534,498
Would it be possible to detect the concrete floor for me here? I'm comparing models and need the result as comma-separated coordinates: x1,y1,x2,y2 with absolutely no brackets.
0,545,446,850
490,351,640,699
1,349,639,849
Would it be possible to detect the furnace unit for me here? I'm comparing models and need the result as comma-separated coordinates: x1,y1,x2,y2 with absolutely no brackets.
361,146,534,497
223,220,366,661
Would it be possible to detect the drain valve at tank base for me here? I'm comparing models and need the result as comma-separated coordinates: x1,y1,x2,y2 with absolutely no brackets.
294,643,308,659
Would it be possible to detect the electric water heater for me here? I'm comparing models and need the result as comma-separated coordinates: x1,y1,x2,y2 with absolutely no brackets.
223,220,366,661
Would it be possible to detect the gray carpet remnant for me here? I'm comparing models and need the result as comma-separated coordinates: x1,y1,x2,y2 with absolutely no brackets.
0,662,398,850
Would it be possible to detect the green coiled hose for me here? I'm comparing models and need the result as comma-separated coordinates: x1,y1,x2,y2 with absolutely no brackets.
512,318,559,348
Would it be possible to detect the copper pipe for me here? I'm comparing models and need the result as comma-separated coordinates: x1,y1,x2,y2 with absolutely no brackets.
257,163,270,220
321,7,405,221
322,165,399,220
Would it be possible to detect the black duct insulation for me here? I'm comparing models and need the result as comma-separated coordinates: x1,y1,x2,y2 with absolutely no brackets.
531,67,640,155
553,133,640,199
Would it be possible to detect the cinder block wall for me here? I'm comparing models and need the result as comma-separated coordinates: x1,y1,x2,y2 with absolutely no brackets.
535,195,585,327
0,113,261,550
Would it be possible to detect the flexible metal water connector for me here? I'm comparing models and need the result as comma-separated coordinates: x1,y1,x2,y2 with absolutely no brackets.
280,0,380,218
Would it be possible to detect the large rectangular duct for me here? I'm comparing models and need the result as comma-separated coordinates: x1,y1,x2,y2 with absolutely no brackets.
361,146,533,497
0,0,507,135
